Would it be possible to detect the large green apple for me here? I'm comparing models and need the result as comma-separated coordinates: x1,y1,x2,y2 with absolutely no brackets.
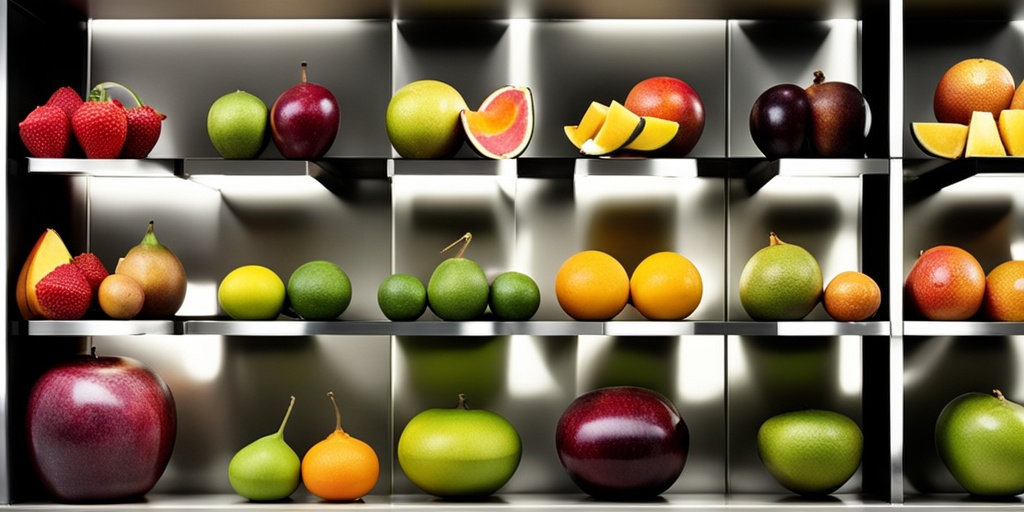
757,409,862,496
397,394,521,498
936,389,1024,497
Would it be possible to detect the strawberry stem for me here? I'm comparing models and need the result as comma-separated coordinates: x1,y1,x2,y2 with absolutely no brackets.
89,82,146,108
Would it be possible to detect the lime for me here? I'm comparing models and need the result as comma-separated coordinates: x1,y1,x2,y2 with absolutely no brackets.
207,90,270,159
489,271,540,321
427,258,489,321
218,265,285,320
378,273,427,321
286,260,352,320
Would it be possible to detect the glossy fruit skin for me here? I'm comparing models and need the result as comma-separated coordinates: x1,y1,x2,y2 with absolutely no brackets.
624,76,705,157
27,353,176,502
936,390,1024,497
72,101,128,159
749,84,811,159
904,245,985,320
271,64,340,159
739,233,822,321
398,396,522,498
757,409,862,496
805,72,869,158
983,260,1024,321
218,265,285,320
555,386,689,500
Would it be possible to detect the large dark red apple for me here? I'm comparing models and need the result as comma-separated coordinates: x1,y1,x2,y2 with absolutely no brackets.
555,386,689,500
749,83,811,159
270,61,340,159
805,71,870,158
624,76,705,157
27,349,176,502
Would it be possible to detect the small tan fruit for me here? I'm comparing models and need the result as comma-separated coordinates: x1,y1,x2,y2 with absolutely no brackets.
115,221,187,318
98,274,145,320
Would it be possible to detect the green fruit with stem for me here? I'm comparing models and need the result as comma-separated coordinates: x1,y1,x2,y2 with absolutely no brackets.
427,233,489,321
228,396,300,501
936,389,1024,497
739,232,822,320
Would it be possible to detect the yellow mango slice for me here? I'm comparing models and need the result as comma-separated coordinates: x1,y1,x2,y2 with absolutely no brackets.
910,122,968,160
998,109,1024,156
965,111,1006,157
564,102,609,149
580,101,643,156
623,116,679,151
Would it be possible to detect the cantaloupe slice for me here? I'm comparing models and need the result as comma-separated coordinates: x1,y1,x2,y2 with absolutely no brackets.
461,85,534,159
910,122,969,160
623,116,679,151
580,101,643,156
564,102,609,150
998,109,1024,156
965,111,1006,157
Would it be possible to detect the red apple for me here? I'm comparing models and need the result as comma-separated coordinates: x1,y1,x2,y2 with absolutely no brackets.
271,61,340,159
555,386,689,500
27,349,176,502
904,245,985,321
624,76,705,157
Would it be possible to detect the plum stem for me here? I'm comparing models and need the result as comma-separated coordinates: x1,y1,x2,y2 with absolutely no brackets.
441,232,473,259
300,61,308,84
994,389,1006,401
456,393,469,410
813,70,826,85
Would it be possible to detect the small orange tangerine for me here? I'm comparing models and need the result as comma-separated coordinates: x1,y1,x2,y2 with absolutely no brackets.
629,251,703,320
301,392,380,502
983,260,1024,322
555,250,629,320
823,271,882,322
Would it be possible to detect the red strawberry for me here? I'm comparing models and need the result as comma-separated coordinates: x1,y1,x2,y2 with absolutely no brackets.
35,263,93,320
45,86,84,120
72,252,109,295
19,106,71,158
72,101,127,159
122,105,166,158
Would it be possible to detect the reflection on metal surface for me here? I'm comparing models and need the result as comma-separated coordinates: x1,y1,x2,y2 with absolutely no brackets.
507,336,558,398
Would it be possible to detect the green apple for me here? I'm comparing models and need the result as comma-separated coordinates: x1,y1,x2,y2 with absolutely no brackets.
386,80,467,159
208,90,270,159
757,409,863,496
397,394,521,498
936,389,1024,496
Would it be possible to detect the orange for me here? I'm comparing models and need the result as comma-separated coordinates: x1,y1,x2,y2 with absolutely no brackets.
629,251,703,320
555,250,629,320
301,392,380,502
934,58,1014,126
823,271,881,322
983,260,1024,321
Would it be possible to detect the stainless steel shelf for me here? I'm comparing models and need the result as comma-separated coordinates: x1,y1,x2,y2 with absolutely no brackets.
26,157,179,177
904,321,1024,337
12,320,176,336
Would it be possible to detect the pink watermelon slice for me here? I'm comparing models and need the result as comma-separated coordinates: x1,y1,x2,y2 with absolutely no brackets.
460,85,534,159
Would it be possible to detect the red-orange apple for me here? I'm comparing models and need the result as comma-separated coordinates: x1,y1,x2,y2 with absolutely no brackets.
624,77,705,157
904,245,985,320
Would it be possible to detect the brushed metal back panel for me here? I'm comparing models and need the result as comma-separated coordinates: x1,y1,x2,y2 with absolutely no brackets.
89,19,393,159
730,20,863,157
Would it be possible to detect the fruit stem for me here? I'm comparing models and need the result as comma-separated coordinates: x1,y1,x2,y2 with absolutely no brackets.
90,345,98,358
89,81,146,107
769,232,786,246
813,70,826,85
328,391,345,432
300,61,308,84
456,393,469,410
441,232,473,259
278,395,296,436
994,389,1006,401
142,220,159,246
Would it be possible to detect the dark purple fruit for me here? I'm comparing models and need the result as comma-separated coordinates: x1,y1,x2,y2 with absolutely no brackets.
805,71,869,158
271,61,340,160
749,84,811,159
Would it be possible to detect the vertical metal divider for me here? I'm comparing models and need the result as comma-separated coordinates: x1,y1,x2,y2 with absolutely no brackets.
723,18,734,498
387,16,400,496
0,0,9,503
889,0,905,504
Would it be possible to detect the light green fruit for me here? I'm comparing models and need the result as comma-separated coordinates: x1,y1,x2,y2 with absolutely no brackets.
286,260,351,320
489,271,540,321
428,258,489,321
757,409,863,496
228,396,300,501
218,265,285,320
378,273,427,321
386,80,467,159
398,394,522,498
739,232,822,320
207,90,270,159
936,389,1024,497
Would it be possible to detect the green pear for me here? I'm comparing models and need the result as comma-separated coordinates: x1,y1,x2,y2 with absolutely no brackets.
427,232,489,321
227,396,300,501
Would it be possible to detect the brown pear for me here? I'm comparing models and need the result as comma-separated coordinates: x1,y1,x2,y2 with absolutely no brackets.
115,220,186,318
